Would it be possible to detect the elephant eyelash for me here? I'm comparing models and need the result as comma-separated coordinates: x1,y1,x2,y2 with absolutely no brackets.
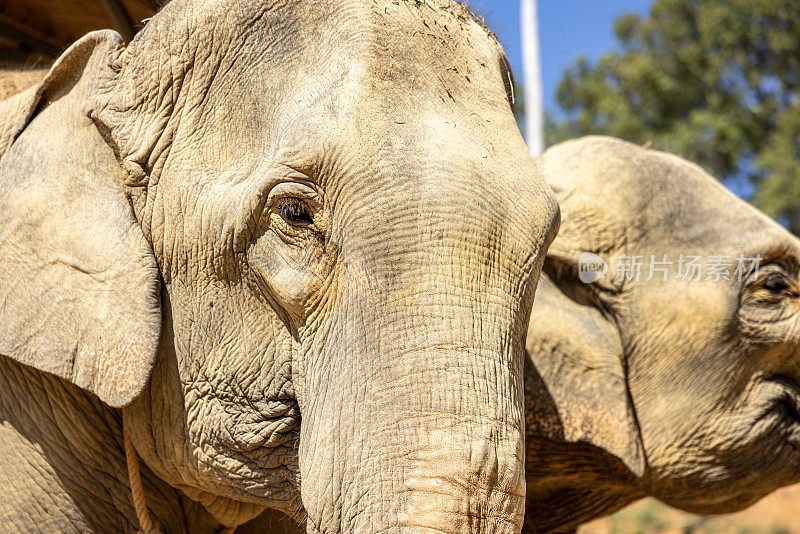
756,274,799,299
269,196,327,246
278,199,314,226
762,275,791,294
743,263,800,303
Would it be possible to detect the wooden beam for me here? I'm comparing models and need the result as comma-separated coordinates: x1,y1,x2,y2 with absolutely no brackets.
0,46,36,65
0,20,60,59
99,0,136,42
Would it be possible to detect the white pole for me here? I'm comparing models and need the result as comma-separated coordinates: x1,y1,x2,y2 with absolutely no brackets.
521,0,544,156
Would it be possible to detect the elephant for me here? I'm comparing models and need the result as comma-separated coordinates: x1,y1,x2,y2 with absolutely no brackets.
522,136,800,533
0,0,560,532
0,69,47,101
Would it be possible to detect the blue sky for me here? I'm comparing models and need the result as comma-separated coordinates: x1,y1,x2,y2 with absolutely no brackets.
461,0,757,202
467,0,652,114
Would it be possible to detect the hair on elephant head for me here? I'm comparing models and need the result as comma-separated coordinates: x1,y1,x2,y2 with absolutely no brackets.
523,136,800,533
0,0,559,532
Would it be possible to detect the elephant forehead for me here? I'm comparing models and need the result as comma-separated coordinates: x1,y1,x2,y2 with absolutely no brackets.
146,0,502,80
541,136,795,253
362,0,510,108
132,0,511,169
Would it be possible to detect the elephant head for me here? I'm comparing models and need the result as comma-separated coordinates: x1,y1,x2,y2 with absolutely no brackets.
524,136,800,532
0,0,559,531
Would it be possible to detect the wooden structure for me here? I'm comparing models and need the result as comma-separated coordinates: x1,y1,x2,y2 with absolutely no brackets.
0,0,161,65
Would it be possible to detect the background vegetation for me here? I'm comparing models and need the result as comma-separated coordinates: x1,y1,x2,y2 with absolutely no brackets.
544,0,800,232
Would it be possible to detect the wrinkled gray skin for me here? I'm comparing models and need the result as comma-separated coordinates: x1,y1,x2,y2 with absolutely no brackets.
523,137,800,533
0,0,559,532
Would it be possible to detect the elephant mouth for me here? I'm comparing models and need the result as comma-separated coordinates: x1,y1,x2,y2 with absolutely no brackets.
768,375,800,436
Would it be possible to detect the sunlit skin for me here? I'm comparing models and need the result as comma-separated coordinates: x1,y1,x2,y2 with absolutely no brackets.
0,0,559,532
524,136,800,533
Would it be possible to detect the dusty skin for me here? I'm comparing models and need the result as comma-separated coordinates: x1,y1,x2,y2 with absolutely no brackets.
6,68,799,534
233,137,800,533
0,0,559,532
523,137,800,533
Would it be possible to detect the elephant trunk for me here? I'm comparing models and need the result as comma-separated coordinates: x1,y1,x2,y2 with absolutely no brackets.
297,280,531,532
299,346,527,533
362,349,526,533
295,133,556,532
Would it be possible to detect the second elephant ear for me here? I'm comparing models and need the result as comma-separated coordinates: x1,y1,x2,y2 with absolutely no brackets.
0,31,161,408
526,257,646,477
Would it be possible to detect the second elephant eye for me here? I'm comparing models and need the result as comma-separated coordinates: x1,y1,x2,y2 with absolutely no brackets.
763,275,790,294
280,200,313,226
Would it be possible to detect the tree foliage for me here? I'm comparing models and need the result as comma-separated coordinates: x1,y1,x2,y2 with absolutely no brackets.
549,0,800,231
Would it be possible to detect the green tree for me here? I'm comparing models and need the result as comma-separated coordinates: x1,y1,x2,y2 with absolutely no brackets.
549,0,800,232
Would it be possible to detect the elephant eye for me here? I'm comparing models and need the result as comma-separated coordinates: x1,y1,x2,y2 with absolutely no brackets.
280,200,313,226
763,275,790,294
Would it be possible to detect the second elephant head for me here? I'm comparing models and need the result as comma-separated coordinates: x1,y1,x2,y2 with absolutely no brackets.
525,136,800,532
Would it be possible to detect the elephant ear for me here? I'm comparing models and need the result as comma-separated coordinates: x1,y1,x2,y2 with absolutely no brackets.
526,257,646,477
0,31,161,408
